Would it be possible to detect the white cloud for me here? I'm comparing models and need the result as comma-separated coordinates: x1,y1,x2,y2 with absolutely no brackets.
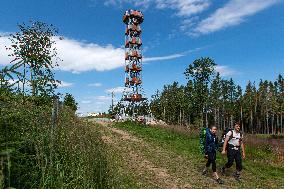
144,46,204,62
156,0,210,17
7,79,30,89
56,37,194,73
81,100,92,104
7,79,73,89
0,35,125,73
0,34,12,65
144,53,184,62
104,0,152,9
102,1,279,37
1,35,196,73
55,37,124,73
194,0,279,35
180,17,199,31
106,86,131,94
95,95,112,101
88,82,102,87
57,81,73,88
215,65,236,77
105,0,210,17
78,94,122,115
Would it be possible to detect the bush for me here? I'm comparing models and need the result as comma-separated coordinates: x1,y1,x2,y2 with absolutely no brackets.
0,95,112,188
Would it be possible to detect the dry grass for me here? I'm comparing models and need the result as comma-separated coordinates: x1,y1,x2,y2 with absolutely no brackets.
149,124,284,164
245,135,284,162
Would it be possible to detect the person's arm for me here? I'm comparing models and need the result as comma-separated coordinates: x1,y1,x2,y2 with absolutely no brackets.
241,136,245,159
215,136,219,151
205,133,209,155
221,137,229,154
222,131,232,154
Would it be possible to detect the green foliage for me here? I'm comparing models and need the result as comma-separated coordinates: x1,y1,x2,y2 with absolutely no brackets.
150,57,284,134
110,99,150,117
184,57,216,119
0,95,113,188
63,93,78,111
0,21,114,189
7,21,61,96
150,82,186,124
0,66,21,92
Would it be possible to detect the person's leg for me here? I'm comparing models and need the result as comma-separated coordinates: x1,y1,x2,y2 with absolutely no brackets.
234,150,242,180
202,154,211,175
221,148,235,174
222,148,235,174
211,152,223,184
211,152,217,173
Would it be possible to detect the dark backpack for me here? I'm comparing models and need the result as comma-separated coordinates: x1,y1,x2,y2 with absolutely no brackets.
199,127,210,154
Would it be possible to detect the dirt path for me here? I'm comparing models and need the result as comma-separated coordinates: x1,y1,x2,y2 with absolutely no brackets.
98,123,228,189
102,125,181,188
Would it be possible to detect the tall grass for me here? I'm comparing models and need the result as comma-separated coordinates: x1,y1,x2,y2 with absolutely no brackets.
0,96,113,188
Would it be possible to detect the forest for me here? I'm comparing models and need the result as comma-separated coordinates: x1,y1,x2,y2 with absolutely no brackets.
150,57,284,134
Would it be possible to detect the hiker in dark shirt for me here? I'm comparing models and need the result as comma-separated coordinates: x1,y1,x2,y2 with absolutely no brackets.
202,125,223,184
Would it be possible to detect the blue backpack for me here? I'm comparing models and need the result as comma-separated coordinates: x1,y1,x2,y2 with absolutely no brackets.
199,127,210,154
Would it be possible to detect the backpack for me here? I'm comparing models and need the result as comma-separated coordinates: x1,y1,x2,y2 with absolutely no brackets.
219,128,243,149
199,127,210,154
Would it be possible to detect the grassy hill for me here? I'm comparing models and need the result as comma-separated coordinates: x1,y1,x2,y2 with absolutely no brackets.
97,121,284,189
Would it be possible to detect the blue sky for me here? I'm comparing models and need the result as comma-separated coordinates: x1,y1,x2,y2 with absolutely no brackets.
0,0,284,114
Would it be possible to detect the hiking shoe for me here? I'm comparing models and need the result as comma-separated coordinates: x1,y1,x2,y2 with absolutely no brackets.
216,178,224,184
233,172,241,181
202,169,207,176
220,167,225,175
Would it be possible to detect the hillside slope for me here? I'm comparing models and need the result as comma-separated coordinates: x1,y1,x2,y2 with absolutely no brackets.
96,121,284,189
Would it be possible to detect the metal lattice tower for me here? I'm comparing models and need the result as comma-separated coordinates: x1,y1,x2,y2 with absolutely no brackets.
123,10,146,103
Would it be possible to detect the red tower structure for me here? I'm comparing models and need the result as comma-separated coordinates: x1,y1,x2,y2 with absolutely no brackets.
123,10,145,103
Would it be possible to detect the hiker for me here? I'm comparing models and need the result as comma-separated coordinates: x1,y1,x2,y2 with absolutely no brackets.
202,125,223,184
221,122,245,181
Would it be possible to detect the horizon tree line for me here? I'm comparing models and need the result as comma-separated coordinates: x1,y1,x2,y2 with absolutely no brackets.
150,57,283,134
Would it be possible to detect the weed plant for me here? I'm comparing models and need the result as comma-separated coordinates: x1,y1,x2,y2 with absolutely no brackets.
0,93,113,188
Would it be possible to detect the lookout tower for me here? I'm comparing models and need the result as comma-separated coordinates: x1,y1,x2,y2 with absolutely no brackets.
123,9,146,103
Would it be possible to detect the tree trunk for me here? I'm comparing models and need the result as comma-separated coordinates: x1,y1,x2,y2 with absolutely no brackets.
222,106,225,130
163,106,166,121
250,109,253,133
179,108,182,126
281,110,283,134
266,108,269,134
275,114,279,135
182,109,184,126
201,111,204,127
263,117,265,134
272,114,275,135
254,98,258,134
223,113,226,130
258,119,261,134
217,108,220,129
241,106,244,133
205,112,208,128
214,108,217,126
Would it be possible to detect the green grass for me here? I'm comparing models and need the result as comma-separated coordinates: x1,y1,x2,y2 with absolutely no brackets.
92,123,141,189
105,147,141,189
113,121,284,188
0,98,115,188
